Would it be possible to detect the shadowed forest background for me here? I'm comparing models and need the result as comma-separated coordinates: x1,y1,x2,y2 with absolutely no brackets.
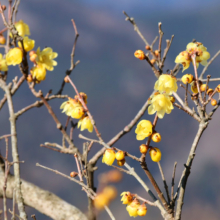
0,0,220,219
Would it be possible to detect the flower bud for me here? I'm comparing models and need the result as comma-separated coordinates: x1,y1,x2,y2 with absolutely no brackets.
200,84,208,92
150,59,156,65
26,74,33,82
115,150,125,161
0,34,6,44
152,133,161,143
1,5,6,11
154,50,159,57
134,50,145,60
137,203,147,216
207,88,213,95
145,45,150,50
70,171,78,178
181,74,194,84
29,50,36,57
191,84,198,94
126,198,140,217
30,53,37,62
211,99,217,106
64,76,70,83
169,96,175,103
149,147,162,162
139,144,148,154
117,159,125,166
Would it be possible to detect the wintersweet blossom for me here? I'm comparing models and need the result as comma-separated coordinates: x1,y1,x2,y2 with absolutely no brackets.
102,149,116,166
135,120,153,140
31,63,47,82
175,42,210,71
148,93,174,119
154,74,178,95
18,36,35,52
14,20,30,37
0,54,8,71
137,204,147,216
36,47,58,71
121,192,133,205
77,116,93,133
126,199,140,217
94,193,109,210
6,47,23,66
149,147,162,162
60,98,84,119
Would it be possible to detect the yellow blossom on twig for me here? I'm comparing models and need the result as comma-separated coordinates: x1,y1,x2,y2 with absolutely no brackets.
14,20,30,37
36,47,58,71
77,116,93,133
18,36,35,52
135,120,153,140
6,47,23,66
154,74,178,95
148,93,174,119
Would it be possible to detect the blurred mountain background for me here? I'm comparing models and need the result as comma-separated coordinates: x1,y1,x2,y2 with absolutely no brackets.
0,0,220,219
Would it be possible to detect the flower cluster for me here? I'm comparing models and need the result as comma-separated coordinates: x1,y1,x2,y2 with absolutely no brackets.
175,42,210,71
121,193,147,217
60,93,93,133
0,20,58,83
102,149,126,166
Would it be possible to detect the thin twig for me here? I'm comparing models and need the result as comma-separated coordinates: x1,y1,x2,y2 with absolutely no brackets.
157,161,171,205
171,162,177,201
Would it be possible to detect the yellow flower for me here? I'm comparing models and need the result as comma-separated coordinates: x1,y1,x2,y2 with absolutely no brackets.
137,204,147,216
154,74,178,95
6,47,23,66
31,63,47,82
103,186,117,200
102,149,115,166
134,50,145,60
0,54,8,71
181,74,194,84
175,42,210,71
121,192,133,205
175,51,191,72
60,98,84,119
18,36,35,52
94,193,109,210
148,93,174,119
149,147,162,162
36,47,58,71
14,20,30,37
186,42,210,68
77,116,93,132
135,120,153,140
126,199,140,218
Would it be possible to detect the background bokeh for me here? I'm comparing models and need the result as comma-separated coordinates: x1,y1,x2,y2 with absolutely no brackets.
0,0,220,219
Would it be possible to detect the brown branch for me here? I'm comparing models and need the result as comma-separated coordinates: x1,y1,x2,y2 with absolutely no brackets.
57,19,80,95
157,161,171,205
171,162,177,202
175,122,208,220
123,11,150,46
0,79,27,220
14,94,68,119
